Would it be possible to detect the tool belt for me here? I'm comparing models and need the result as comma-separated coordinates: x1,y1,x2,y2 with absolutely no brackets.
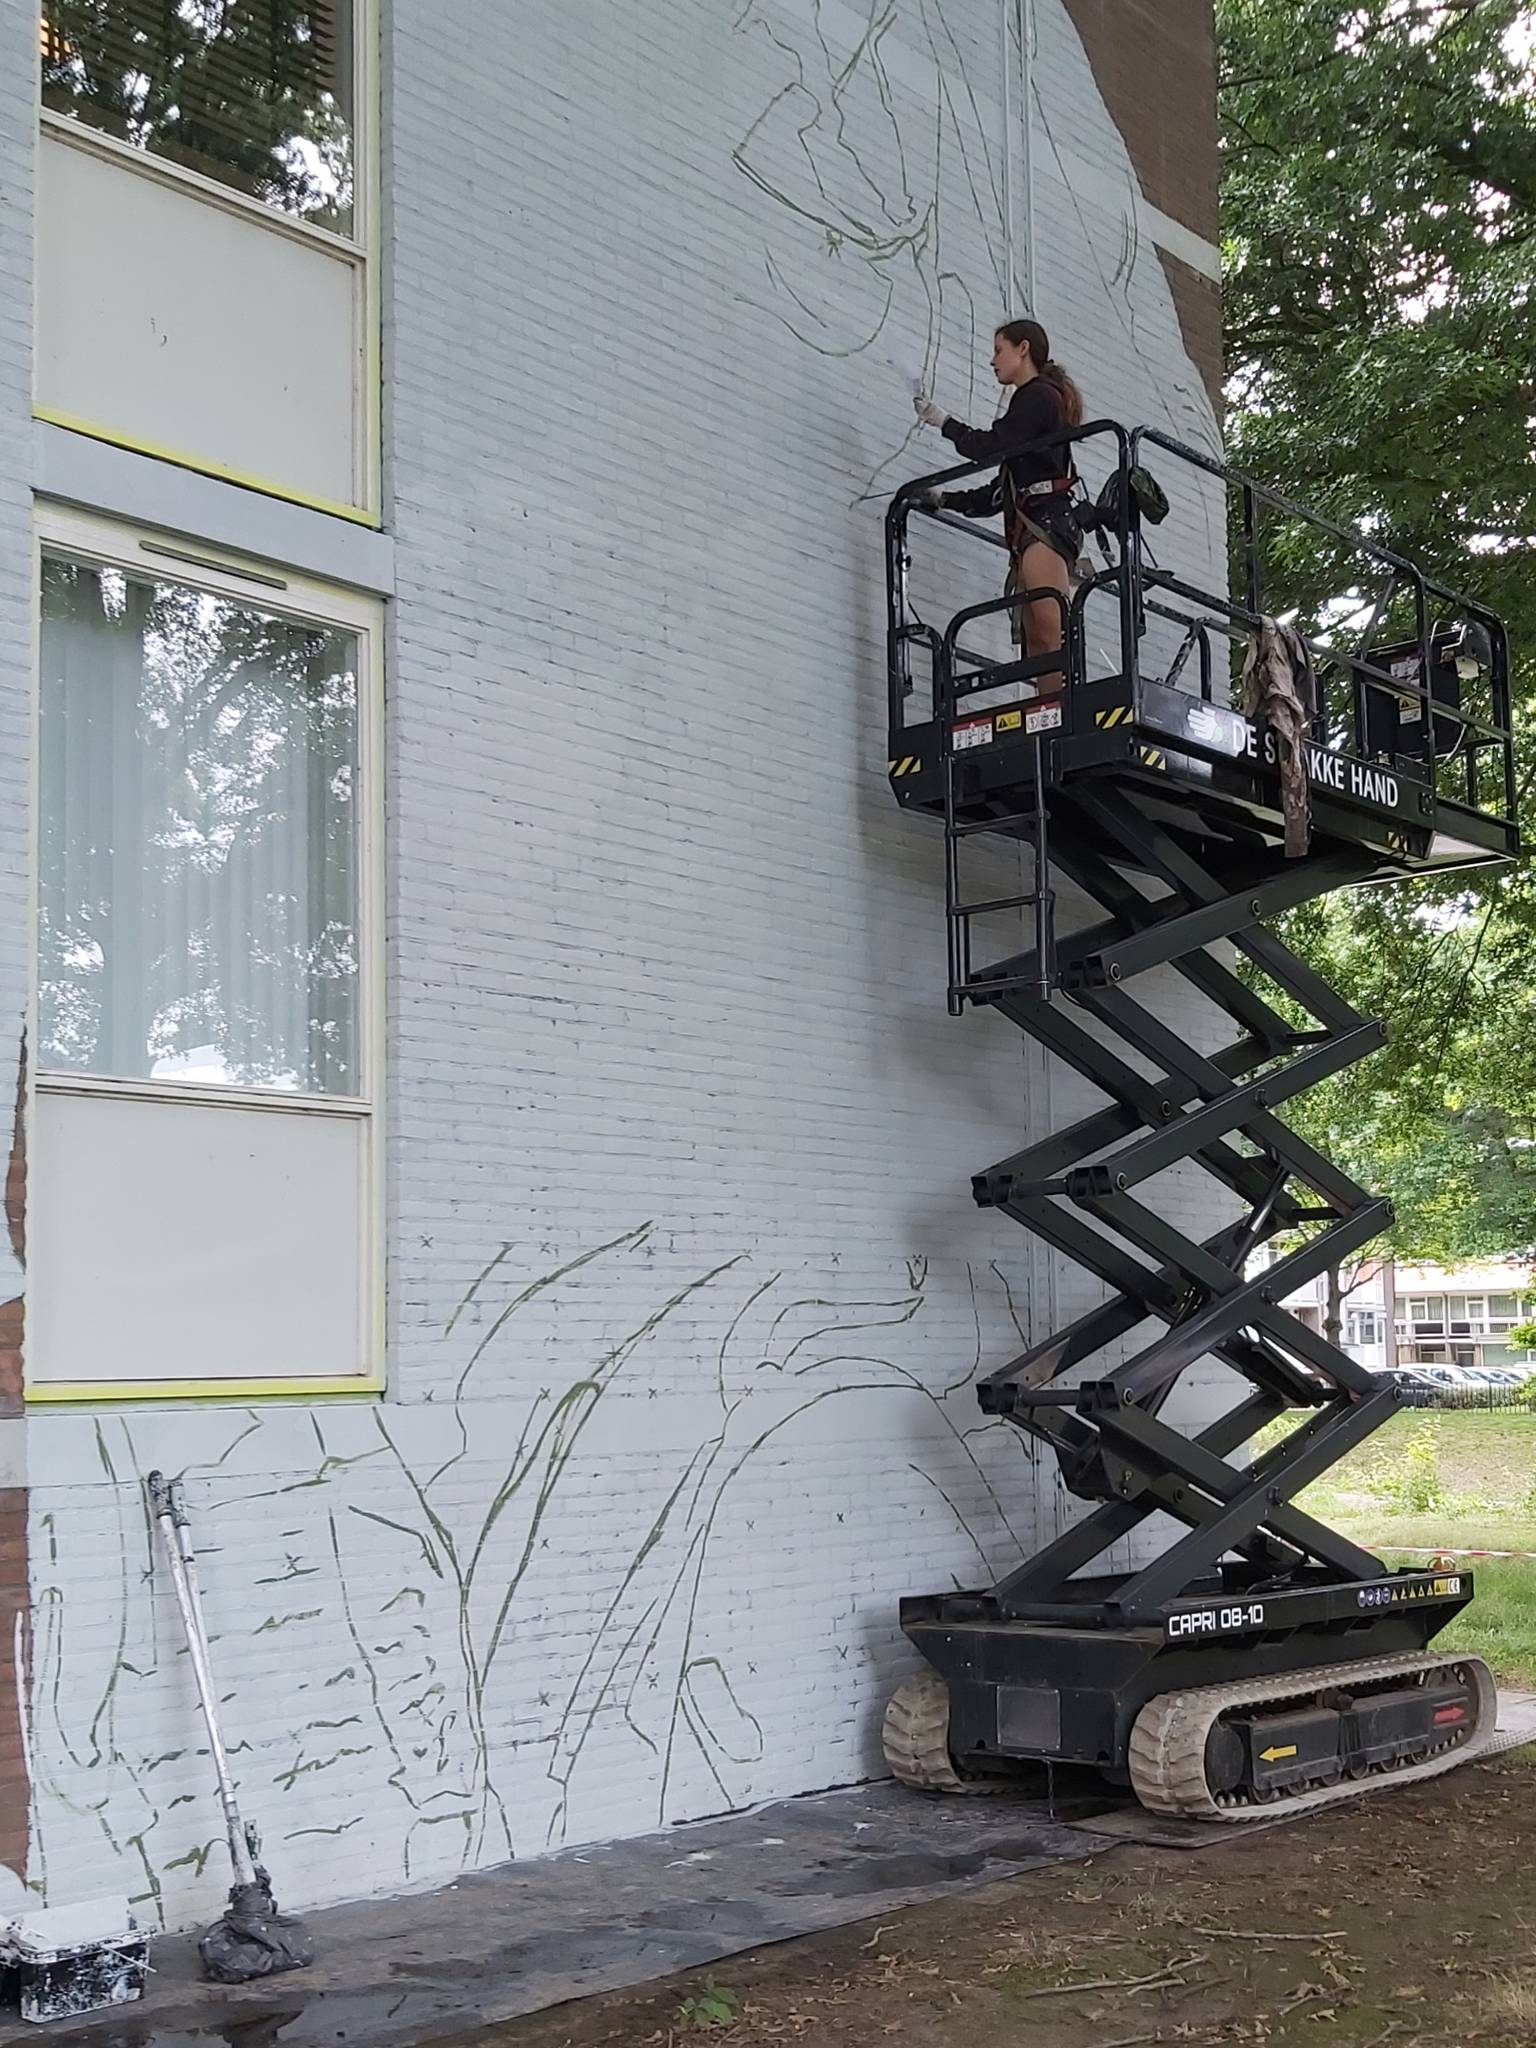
1006,476,1081,557
1005,473,1078,554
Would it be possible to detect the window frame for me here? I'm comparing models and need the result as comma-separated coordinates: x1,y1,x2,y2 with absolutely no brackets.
28,501,385,1404
34,0,380,526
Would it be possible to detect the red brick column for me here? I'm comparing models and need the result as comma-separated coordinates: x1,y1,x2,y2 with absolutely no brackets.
1061,0,1223,415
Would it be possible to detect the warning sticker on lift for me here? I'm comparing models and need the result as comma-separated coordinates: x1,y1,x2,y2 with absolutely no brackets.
954,702,1061,750
1357,1574,1462,1609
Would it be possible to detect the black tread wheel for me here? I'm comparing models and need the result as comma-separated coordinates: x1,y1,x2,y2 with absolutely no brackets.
882,1673,996,1794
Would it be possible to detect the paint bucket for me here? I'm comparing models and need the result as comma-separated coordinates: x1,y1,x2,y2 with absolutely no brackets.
0,1899,148,2023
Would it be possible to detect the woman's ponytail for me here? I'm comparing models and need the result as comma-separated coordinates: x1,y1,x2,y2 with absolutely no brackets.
1039,358,1084,427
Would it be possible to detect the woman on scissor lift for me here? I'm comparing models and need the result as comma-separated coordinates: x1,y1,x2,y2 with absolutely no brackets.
913,319,1083,670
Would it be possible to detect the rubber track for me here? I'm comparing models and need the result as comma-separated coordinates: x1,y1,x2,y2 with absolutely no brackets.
1128,1650,1499,1823
883,1674,1005,1795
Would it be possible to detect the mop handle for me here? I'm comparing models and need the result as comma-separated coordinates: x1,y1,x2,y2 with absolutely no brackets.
147,1472,258,1890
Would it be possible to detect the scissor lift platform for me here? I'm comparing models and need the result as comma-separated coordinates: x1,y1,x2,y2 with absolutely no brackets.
892,665,1516,877
881,422,1519,1818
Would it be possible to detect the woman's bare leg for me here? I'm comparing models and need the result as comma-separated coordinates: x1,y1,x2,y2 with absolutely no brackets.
1018,540,1070,667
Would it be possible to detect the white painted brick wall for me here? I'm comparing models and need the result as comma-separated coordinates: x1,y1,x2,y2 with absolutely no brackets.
15,0,1232,1926
0,0,31,1298
0,0,35,1919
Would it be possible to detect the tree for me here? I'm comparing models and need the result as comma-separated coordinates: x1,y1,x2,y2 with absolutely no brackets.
1221,0,1536,1261
1222,0,1536,618
1260,886,1536,1264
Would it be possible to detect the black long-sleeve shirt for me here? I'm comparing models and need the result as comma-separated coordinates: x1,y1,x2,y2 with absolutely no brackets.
941,376,1071,483
941,476,1005,518
939,377,1072,534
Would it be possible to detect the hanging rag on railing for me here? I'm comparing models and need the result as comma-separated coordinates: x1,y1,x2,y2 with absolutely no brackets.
1240,616,1316,857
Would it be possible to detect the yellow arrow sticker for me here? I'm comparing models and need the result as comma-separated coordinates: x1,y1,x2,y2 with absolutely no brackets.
1258,1744,1298,1763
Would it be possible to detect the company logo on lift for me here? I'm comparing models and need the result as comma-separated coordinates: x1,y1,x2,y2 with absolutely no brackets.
1358,1574,1462,1609
1238,725,1402,809
1166,1601,1267,1639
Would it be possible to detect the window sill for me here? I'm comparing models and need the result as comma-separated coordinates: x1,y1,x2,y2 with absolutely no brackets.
34,405,379,529
26,1376,384,1406
36,1070,371,1117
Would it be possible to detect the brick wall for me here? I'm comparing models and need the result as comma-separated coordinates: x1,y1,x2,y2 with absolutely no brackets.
0,1491,26,1895
1061,0,1223,407
15,0,1227,1926
0,0,34,1913
1061,0,1219,238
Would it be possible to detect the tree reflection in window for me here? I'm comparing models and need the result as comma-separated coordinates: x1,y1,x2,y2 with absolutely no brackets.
41,1,355,234
39,555,362,1095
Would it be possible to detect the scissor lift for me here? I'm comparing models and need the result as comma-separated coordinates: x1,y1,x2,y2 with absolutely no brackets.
882,423,1518,1819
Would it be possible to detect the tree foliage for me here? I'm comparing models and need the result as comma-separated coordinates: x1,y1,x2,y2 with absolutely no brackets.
1221,0,1536,1260
1223,0,1536,607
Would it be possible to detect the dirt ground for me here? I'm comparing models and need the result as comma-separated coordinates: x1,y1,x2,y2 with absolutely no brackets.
463,1752,1536,2048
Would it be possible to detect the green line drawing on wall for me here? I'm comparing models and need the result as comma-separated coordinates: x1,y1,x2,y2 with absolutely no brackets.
730,0,1012,502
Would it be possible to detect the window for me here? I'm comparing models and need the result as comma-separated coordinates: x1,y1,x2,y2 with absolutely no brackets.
1408,1298,1431,1322
41,0,356,234
29,509,381,1397
1347,1310,1384,1348
35,0,375,516
1490,1293,1519,1321
39,554,360,1094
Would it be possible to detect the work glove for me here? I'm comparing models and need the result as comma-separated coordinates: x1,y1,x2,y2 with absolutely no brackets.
913,392,949,430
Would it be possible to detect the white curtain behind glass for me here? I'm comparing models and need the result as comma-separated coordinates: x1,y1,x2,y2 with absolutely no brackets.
39,555,360,1095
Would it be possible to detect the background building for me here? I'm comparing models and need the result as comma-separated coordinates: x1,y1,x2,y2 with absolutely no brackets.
1252,1258,1396,1377
0,0,1224,1922
1395,1262,1535,1374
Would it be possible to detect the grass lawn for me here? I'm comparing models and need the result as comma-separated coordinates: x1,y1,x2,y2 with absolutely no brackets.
1322,1406,1536,1508
1274,1406,1536,1687
1431,1554,1536,1682
1333,1511,1536,1552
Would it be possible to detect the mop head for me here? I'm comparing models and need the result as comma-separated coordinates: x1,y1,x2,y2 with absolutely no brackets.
198,1873,314,1984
